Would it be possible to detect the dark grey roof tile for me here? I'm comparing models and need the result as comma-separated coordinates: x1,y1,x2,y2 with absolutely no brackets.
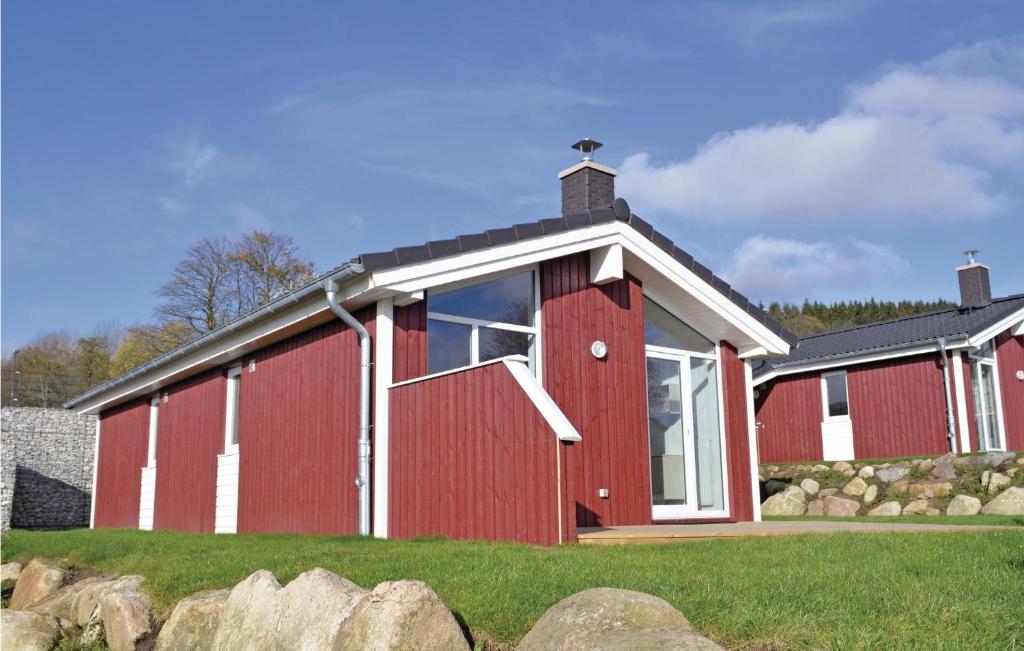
565,210,593,229
513,222,544,239
589,206,617,224
651,229,674,253
394,245,432,265
691,260,714,284
627,214,654,239
426,239,462,258
359,251,400,271
671,246,695,269
485,227,518,246
457,233,491,252
539,217,568,234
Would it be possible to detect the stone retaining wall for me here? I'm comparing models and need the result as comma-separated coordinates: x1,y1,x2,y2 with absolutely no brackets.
1,407,97,531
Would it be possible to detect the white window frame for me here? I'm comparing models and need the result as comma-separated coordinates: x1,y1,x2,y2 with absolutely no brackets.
641,291,730,521
820,370,850,423
969,342,1006,451
146,397,159,467
425,265,542,380
224,366,242,455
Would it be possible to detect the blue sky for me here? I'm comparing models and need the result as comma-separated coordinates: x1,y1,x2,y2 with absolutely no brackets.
4,1,1024,352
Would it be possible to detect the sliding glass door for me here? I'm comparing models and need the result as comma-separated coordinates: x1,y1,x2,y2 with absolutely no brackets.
644,297,728,520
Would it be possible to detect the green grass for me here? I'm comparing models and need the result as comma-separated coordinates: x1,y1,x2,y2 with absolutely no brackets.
4,529,1024,650
764,514,1024,526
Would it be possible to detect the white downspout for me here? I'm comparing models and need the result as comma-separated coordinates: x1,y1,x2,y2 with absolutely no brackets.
938,337,958,453
323,277,372,536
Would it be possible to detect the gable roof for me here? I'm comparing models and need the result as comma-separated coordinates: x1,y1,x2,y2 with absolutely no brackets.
755,294,1024,379
65,199,795,411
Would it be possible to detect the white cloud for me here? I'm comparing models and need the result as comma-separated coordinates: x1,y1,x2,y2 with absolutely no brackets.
618,38,1024,222
712,0,865,45
158,133,265,216
164,134,222,188
723,236,909,302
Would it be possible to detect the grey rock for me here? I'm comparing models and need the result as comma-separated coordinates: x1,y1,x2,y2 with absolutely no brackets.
805,499,824,516
981,487,1024,515
946,495,982,516
932,453,956,466
981,470,991,487
858,466,875,479
885,479,910,496
1,562,22,585
592,629,725,650
799,478,820,496
762,479,790,497
30,575,140,627
760,486,806,516
811,464,829,473
867,502,902,516
156,589,229,651
832,461,853,473
909,482,952,499
338,579,469,651
902,499,940,516
841,477,868,497
823,496,860,517
9,558,65,610
930,462,957,481
517,587,691,651
876,467,909,483
99,580,155,651
1,608,62,651
862,485,878,504
988,473,1011,494
818,488,839,497
983,451,1017,468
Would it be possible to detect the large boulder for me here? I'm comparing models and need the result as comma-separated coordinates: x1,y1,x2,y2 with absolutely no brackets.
156,589,230,651
832,461,853,473
867,502,902,516
100,580,155,651
214,568,370,651
1,608,62,651
909,482,952,499
988,473,1011,494
823,496,860,517
586,629,724,650
760,486,806,516
799,478,820,497
981,487,1024,515
862,484,878,504
805,499,824,516
29,574,141,626
517,587,694,651
902,500,940,516
762,479,790,497
9,559,66,610
983,451,1017,468
946,495,982,516
858,466,875,479
876,467,908,483
336,580,468,651
885,479,910,496
1,562,22,587
930,462,956,481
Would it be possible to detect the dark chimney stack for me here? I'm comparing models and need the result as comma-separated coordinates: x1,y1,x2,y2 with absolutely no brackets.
957,249,992,309
560,138,616,216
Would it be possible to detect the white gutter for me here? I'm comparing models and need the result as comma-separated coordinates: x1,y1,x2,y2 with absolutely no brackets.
323,274,372,537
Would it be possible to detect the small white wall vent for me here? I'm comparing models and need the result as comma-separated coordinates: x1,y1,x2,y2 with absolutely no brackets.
591,341,607,359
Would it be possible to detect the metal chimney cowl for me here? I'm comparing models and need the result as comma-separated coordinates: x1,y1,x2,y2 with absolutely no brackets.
559,138,617,217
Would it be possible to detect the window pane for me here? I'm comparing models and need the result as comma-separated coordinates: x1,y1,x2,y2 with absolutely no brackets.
644,298,714,354
647,357,685,505
825,374,848,417
428,320,471,374
691,358,723,511
228,376,240,446
479,328,531,363
430,272,534,326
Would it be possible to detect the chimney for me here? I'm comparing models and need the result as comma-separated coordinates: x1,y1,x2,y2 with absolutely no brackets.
957,249,992,309
559,138,616,216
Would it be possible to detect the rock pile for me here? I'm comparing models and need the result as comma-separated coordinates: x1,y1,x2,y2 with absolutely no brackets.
760,451,1024,517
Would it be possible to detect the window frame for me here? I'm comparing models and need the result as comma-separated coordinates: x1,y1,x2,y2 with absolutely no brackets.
147,396,159,467
968,341,1006,451
425,265,542,379
223,365,242,455
820,370,850,422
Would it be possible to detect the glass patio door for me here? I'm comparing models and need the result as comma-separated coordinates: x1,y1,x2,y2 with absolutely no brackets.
646,351,727,519
970,341,1004,451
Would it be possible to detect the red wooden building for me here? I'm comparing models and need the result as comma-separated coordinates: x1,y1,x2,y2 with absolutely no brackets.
754,257,1024,463
68,140,795,545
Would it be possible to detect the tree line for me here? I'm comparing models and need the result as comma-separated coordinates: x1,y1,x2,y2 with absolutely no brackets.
2,231,315,407
764,298,958,337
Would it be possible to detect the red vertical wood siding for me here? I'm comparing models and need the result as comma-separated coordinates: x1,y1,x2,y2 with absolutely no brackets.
720,342,754,522
847,355,951,458
393,302,427,383
388,361,561,545
94,399,150,528
996,332,1024,451
153,369,225,533
236,307,375,535
961,352,980,450
540,253,651,528
754,373,824,463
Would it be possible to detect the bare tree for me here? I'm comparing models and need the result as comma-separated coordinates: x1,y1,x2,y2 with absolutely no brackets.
155,237,233,337
228,231,316,313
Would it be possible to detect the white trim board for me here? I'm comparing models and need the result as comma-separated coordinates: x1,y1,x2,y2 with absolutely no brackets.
214,451,240,534
754,341,970,385
138,466,156,531
373,297,393,539
951,352,972,453
744,360,762,522
969,307,1024,349
89,419,101,529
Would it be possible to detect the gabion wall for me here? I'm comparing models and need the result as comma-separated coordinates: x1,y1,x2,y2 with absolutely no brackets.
1,407,97,530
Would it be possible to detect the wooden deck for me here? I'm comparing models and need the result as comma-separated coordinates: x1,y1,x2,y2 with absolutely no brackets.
576,520,1013,544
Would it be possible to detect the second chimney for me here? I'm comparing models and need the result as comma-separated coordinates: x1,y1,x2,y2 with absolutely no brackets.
957,249,992,309
560,138,616,216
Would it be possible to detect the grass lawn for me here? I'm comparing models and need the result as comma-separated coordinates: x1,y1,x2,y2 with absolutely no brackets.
764,514,1024,526
4,528,1023,650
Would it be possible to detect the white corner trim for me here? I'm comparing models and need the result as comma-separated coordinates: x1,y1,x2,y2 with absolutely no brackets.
502,359,583,442
589,243,624,285
373,297,394,539
951,352,972,453
970,307,1024,347
138,466,156,531
214,451,240,534
743,361,762,522
89,419,101,529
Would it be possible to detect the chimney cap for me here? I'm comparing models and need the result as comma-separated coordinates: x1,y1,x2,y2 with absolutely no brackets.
962,249,981,265
571,138,603,161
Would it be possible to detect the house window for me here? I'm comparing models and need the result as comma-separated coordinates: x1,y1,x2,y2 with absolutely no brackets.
644,297,714,354
224,366,241,454
426,271,537,374
969,341,1003,451
821,371,849,420
147,397,159,467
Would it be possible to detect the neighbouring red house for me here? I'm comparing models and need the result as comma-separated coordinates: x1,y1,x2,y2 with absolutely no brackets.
753,257,1024,463
67,140,795,545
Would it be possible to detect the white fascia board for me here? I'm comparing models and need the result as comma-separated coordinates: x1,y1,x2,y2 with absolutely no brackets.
968,307,1024,348
590,243,624,285
1012,320,1024,337
753,339,971,385
370,222,790,355
737,345,769,359
74,291,344,415
502,359,582,442
373,297,393,539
